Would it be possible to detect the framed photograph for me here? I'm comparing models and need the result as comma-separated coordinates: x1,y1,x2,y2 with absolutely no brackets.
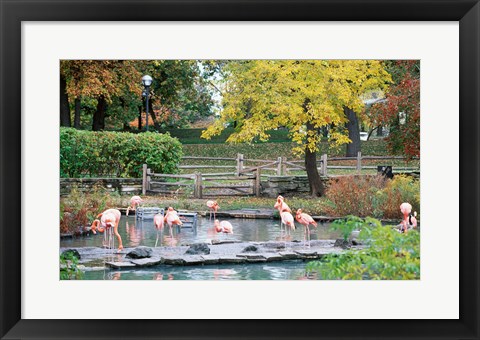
1,0,478,339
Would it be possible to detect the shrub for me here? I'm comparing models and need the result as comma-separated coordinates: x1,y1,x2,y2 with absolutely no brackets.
60,184,123,234
373,175,420,219
325,175,387,217
60,128,183,178
307,217,420,280
60,251,83,280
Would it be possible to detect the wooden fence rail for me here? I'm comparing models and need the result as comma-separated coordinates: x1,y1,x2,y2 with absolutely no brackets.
143,165,262,198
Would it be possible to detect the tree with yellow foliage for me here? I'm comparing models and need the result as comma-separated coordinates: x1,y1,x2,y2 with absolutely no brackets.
202,60,391,196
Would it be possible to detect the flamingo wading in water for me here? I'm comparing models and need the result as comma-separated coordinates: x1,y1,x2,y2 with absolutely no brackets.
90,208,123,250
274,195,292,233
280,211,295,249
154,213,165,247
164,207,183,236
295,209,317,248
207,200,219,220
214,220,234,234
126,195,143,216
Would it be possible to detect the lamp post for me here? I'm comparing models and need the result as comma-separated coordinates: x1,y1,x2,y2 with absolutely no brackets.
142,75,153,131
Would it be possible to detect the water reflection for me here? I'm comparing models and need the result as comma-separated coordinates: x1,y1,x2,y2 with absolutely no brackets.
82,261,318,281
61,216,339,249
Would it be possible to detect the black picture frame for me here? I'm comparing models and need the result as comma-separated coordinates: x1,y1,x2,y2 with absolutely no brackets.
1,0,478,339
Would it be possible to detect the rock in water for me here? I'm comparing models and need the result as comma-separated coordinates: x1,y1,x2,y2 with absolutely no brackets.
185,243,211,255
334,239,352,249
126,246,153,259
61,249,81,260
241,245,258,253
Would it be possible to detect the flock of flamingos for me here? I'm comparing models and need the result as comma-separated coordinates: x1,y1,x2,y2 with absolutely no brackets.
89,195,417,252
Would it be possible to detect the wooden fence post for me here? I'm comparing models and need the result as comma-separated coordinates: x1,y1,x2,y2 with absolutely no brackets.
146,168,152,191
277,157,283,176
142,164,147,195
321,154,328,176
194,172,203,198
236,153,244,176
282,157,287,175
255,168,261,197
356,151,362,174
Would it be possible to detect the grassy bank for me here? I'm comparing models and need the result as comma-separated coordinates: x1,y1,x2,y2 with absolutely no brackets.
182,139,391,159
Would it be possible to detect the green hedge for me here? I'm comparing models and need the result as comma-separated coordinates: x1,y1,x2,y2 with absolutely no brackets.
160,127,292,144
60,128,183,178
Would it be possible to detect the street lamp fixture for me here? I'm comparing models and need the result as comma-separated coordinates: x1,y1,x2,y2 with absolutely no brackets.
141,75,153,131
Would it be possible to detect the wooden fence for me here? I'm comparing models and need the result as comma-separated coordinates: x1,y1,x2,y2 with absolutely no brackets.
143,164,262,198
181,152,419,176
142,152,419,198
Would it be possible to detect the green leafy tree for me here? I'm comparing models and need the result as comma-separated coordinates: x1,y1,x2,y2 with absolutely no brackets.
60,60,143,130
202,60,391,196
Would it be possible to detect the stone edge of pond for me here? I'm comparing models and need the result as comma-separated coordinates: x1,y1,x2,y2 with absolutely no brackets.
67,239,367,272
103,251,331,270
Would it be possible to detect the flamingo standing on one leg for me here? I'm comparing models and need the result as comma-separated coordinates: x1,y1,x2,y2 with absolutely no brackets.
126,195,143,216
90,208,123,250
164,207,183,236
295,209,317,248
154,213,164,247
280,211,295,249
214,220,234,234
400,202,417,233
206,200,219,220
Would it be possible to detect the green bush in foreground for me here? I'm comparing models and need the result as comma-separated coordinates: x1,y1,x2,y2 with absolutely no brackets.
60,128,182,178
307,216,420,280
60,251,83,280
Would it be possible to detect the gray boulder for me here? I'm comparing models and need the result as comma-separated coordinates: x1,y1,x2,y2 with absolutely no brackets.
126,246,153,259
241,245,259,253
185,243,211,255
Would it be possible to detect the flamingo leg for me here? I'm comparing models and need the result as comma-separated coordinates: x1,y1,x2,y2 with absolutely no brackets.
303,225,307,248
155,230,159,247
113,223,123,250
307,225,311,248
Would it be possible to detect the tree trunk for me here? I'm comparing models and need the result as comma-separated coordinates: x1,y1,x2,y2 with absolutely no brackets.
73,97,81,129
376,125,383,137
92,96,107,131
345,106,361,157
60,75,71,127
148,101,161,130
138,106,142,131
305,122,325,197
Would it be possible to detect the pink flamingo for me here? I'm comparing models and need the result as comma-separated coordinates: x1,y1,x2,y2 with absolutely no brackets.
274,195,292,213
90,208,123,250
295,209,317,248
214,220,234,234
400,202,417,233
154,213,165,247
280,211,295,248
274,196,292,233
164,207,183,235
207,200,220,220
126,195,143,216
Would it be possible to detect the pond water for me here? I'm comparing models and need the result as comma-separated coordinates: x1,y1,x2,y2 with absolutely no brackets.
61,216,339,249
81,260,320,280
